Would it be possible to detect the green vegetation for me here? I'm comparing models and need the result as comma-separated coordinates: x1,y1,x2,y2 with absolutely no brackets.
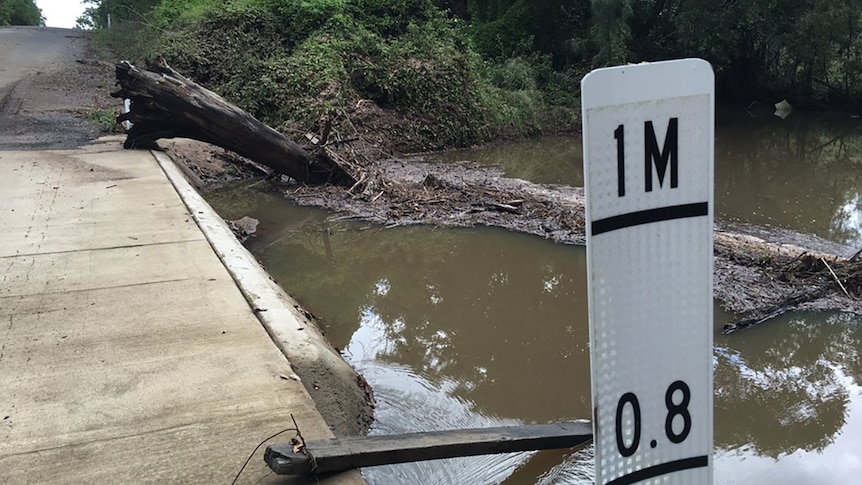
79,0,583,150
465,0,862,107
79,0,862,151
0,0,43,26
89,108,121,133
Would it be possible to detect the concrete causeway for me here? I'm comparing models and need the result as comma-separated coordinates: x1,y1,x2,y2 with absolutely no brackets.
0,139,363,484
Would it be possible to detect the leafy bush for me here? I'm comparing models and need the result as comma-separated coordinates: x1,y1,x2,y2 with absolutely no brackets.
0,0,43,26
467,0,532,61
93,0,580,150
346,0,437,36
486,57,537,91
273,0,347,44
89,108,121,132
149,0,219,26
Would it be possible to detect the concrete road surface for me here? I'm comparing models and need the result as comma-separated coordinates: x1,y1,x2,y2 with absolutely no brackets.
0,27,365,485
0,140,363,484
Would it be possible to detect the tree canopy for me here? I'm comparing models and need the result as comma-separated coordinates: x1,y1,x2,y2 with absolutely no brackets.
463,0,862,106
0,0,44,26
80,0,862,111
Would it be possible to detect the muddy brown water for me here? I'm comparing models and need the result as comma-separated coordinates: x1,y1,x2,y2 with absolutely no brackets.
207,110,862,484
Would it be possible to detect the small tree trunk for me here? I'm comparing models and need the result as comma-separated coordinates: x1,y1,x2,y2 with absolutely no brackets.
111,59,355,186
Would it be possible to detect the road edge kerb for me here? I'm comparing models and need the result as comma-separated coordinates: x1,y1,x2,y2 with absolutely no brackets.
151,149,375,439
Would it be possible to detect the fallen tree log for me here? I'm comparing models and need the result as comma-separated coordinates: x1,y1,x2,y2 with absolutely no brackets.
111,59,356,186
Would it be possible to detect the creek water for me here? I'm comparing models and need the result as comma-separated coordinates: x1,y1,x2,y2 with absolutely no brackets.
207,110,862,484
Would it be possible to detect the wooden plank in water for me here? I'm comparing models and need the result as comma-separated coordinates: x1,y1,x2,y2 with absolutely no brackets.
265,421,593,475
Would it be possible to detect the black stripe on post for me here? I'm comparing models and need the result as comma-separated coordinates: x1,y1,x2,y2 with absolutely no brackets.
591,202,709,236
605,455,709,485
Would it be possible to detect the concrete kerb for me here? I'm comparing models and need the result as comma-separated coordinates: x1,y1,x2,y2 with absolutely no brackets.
151,149,374,437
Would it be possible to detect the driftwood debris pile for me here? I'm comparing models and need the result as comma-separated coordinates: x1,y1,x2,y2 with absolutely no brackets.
287,159,586,243
715,227,862,333
113,60,862,333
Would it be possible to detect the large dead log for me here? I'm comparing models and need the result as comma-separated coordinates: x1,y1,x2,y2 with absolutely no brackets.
111,60,355,186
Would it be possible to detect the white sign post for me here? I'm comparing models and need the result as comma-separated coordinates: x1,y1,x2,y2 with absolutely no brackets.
582,59,714,485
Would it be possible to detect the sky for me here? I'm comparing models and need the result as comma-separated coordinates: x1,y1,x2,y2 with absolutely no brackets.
37,0,88,29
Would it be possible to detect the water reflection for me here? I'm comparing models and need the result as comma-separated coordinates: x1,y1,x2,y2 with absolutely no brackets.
714,315,854,458
358,359,530,485
206,113,862,484
713,313,862,485
435,112,862,247
433,135,584,187
714,111,862,246
208,185,596,483
256,221,593,423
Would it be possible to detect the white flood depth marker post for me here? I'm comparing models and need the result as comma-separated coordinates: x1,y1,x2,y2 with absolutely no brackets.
582,59,714,485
